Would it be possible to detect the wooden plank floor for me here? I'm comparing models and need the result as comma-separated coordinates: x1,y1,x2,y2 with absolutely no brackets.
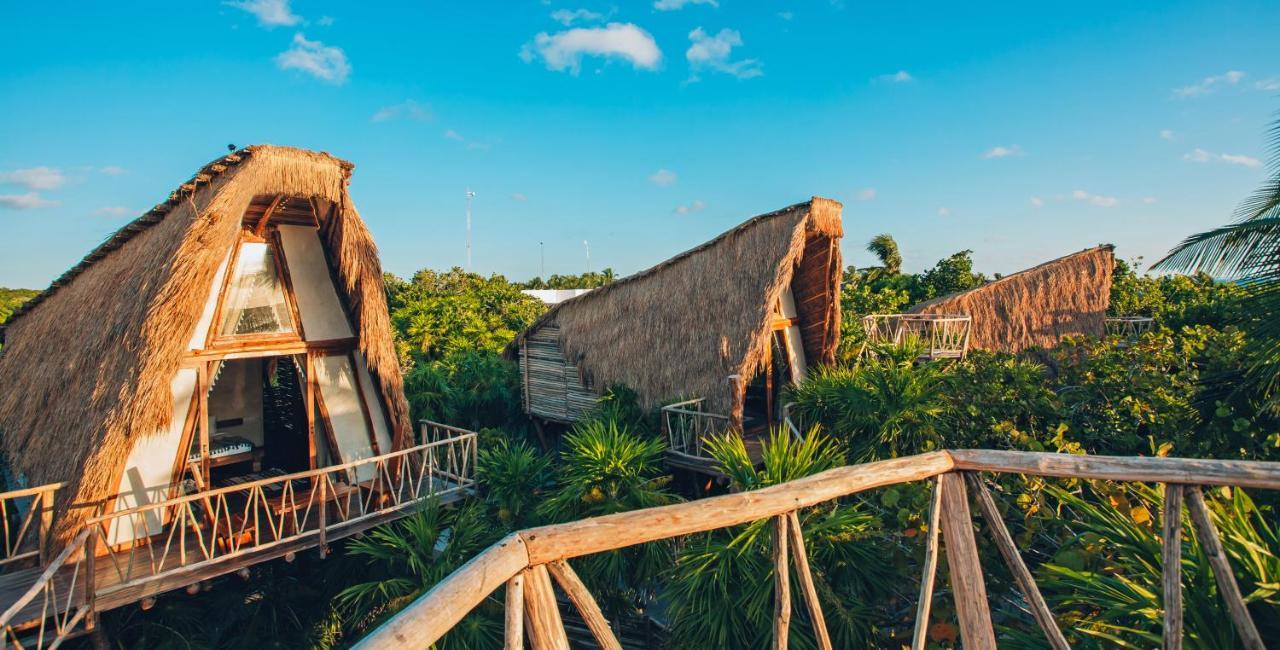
0,488,470,631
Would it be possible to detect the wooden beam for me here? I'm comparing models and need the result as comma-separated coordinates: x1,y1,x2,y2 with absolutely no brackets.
965,473,1069,650
545,560,621,650
785,510,832,650
938,472,995,649
505,573,525,650
1185,488,1264,650
911,477,943,650
358,534,529,649
772,514,791,650
950,449,1280,491
254,195,284,238
1163,484,1184,650
517,452,955,565
523,565,570,650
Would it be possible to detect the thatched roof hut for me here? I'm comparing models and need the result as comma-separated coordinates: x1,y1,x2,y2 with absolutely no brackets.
0,145,410,540
909,245,1114,352
507,197,844,426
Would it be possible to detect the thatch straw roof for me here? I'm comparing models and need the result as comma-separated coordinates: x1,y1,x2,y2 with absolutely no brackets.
507,197,844,420
910,245,1114,352
0,145,409,537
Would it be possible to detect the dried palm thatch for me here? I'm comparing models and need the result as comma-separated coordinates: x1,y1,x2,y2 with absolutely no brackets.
0,145,409,540
507,197,844,422
909,245,1114,352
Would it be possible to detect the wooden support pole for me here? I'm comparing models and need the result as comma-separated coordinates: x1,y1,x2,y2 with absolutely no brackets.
546,560,622,650
1162,484,1184,650
911,476,943,650
505,573,525,650
937,472,995,650
522,565,569,650
773,514,791,649
1186,488,1262,650
965,473,1069,650
785,510,831,650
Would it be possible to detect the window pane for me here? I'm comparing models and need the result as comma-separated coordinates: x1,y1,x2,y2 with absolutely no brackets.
219,242,295,336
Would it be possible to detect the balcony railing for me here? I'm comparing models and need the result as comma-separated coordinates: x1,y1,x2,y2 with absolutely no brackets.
661,398,731,461
1105,315,1155,338
0,483,61,571
862,314,972,361
0,423,478,648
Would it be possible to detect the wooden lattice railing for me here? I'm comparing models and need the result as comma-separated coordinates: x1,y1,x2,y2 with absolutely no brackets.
1106,316,1156,337
0,483,61,571
862,314,972,361
661,398,731,461
355,450,1279,650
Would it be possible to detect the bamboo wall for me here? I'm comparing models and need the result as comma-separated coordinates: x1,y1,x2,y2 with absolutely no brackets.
519,324,599,422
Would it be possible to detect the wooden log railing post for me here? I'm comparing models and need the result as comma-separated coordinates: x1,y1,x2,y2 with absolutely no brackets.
937,472,996,649
317,474,328,559
911,476,943,650
1162,484,1184,650
38,489,54,566
546,560,622,650
773,514,791,649
505,573,525,650
785,510,832,650
965,473,1069,650
523,565,569,650
1186,487,1263,649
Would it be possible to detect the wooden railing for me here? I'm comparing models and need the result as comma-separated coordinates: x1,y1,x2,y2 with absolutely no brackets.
0,528,92,649
84,429,476,597
862,314,972,361
0,483,61,570
661,398,731,461
355,449,1280,650
1106,315,1156,337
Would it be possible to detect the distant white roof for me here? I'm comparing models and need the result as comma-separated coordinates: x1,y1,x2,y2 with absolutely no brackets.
522,288,594,305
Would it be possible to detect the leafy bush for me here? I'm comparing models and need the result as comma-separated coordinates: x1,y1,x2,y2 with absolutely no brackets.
477,438,552,529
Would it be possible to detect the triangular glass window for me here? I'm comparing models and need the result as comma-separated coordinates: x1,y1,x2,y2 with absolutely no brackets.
218,241,296,337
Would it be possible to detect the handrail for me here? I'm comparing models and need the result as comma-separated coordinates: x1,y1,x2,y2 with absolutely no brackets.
0,482,61,569
356,449,1280,650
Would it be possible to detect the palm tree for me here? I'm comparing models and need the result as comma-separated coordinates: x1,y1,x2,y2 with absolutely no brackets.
866,233,902,277
1155,119,1280,404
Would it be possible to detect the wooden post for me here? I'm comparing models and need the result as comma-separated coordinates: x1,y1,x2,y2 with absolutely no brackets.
522,565,569,650
965,473,1068,650
1185,488,1263,649
911,476,943,650
785,511,831,650
937,472,995,649
198,362,212,482
546,560,622,650
505,573,525,650
773,514,791,649
306,353,317,470
38,489,53,566
317,473,328,559
1162,484,1184,650
84,526,98,614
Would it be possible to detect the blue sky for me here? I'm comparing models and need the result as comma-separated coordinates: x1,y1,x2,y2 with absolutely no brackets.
2,1,1278,289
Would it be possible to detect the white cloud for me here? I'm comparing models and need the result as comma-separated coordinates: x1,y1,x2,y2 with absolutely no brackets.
685,27,762,80
1160,129,1175,141
1142,197,1157,205
856,187,876,201
511,193,528,202
649,168,677,186
444,129,464,141
654,0,718,10
276,33,350,84
777,11,793,20
99,165,127,176
0,166,66,190
226,0,300,27
0,192,58,210
95,206,132,217
1072,189,1118,207
1174,70,1246,97
1183,148,1262,168
316,15,334,26
522,23,661,74
551,8,605,25
876,70,913,83
1257,77,1280,92
1029,196,1044,208
937,207,951,217
982,144,1023,159
675,199,706,214
371,100,432,122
